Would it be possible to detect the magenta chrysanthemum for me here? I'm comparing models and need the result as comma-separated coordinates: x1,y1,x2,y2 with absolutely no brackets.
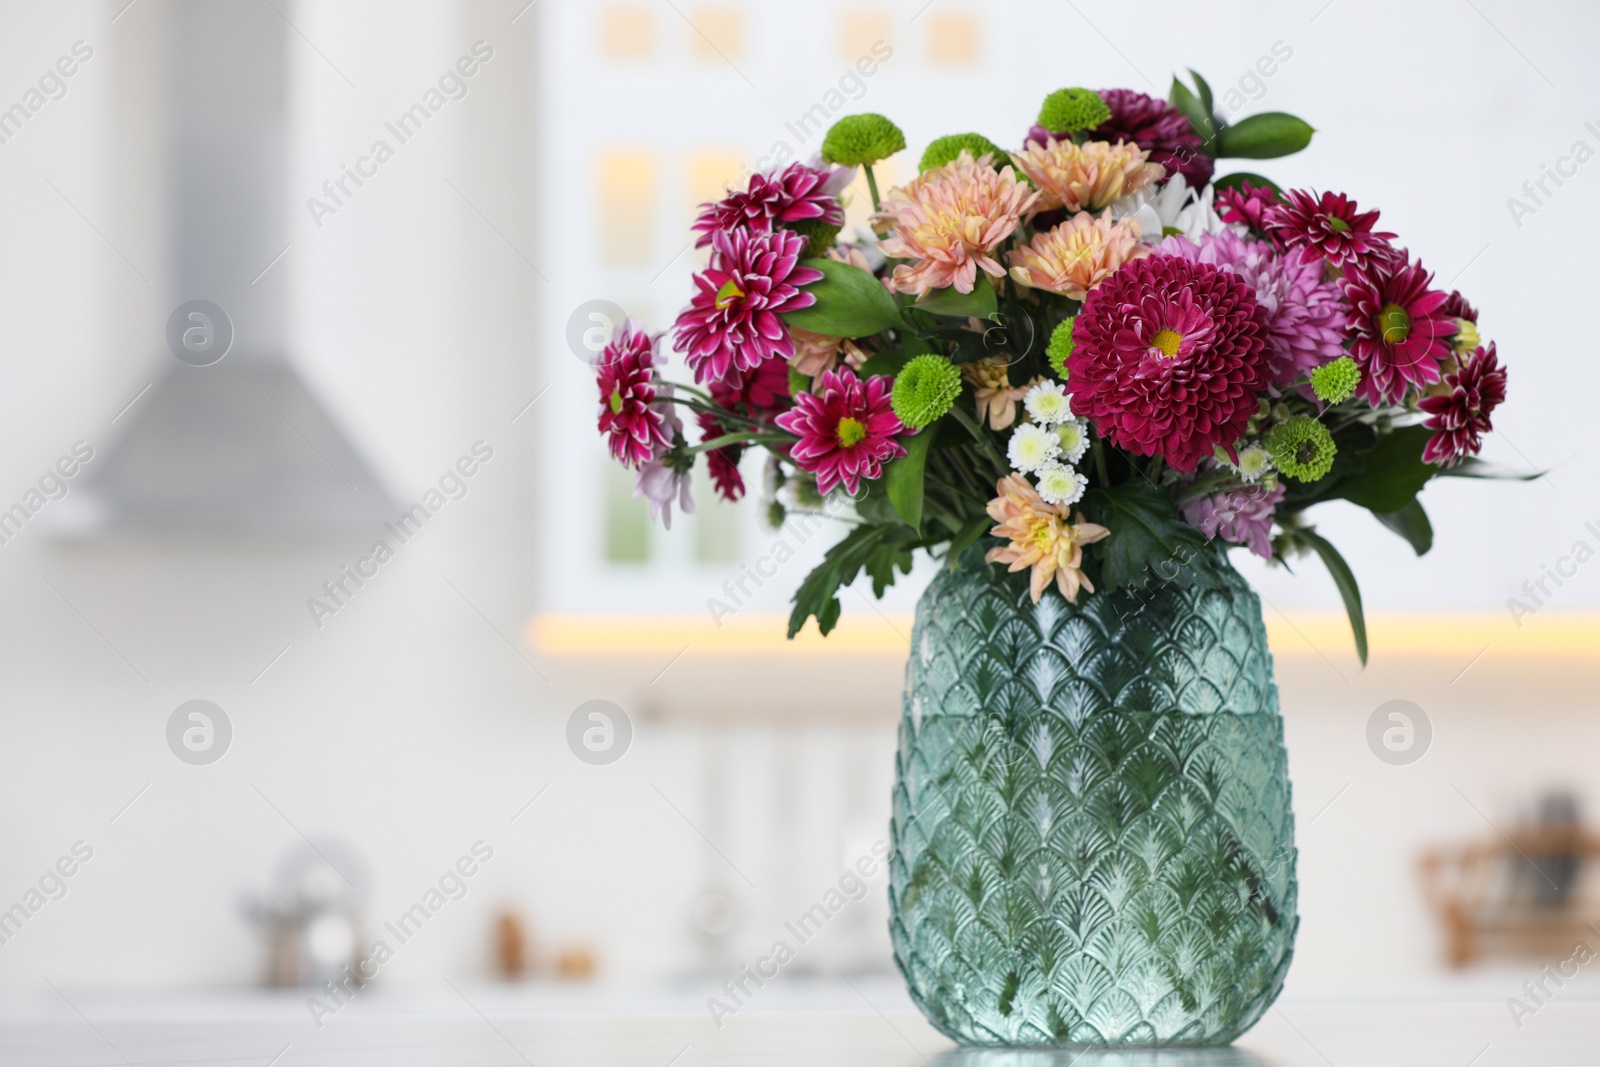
674,228,823,387
1266,190,1395,268
1159,231,1348,388
774,368,905,495
1180,482,1285,559
596,321,670,468
1420,344,1507,466
1088,88,1213,188
708,353,791,418
1342,253,1454,404
691,162,847,248
1216,181,1280,235
1068,254,1271,473
697,411,746,501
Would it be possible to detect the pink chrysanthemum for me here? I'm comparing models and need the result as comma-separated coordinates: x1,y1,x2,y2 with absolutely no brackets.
697,411,746,501
774,369,906,495
708,353,791,418
1159,231,1348,388
1089,88,1214,188
1420,344,1506,466
1342,253,1454,404
674,228,823,387
1441,289,1478,323
1008,137,1165,214
691,161,848,247
1216,181,1280,235
596,321,671,468
1180,482,1286,560
875,152,1037,295
1266,190,1396,268
1068,254,1271,473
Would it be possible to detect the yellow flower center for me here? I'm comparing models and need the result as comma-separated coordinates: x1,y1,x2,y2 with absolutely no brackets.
836,416,867,448
1028,517,1057,550
715,278,745,309
1150,328,1183,358
609,389,624,414
1379,303,1411,345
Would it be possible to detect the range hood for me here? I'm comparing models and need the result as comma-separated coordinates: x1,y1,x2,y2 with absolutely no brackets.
63,0,395,534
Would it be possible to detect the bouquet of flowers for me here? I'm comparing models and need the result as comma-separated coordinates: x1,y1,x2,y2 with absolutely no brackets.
594,77,1512,662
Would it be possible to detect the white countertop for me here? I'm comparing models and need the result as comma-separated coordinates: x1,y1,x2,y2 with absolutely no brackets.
4,980,1598,1066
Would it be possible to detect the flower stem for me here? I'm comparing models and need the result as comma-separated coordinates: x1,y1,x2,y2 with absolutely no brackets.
1091,435,1109,487
686,432,792,455
863,165,882,211
947,405,1008,478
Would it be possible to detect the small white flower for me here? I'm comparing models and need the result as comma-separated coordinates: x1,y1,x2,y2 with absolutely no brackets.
1023,380,1073,426
1111,173,1233,245
1035,463,1086,507
1054,417,1091,464
1007,423,1060,474
1231,444,1273,483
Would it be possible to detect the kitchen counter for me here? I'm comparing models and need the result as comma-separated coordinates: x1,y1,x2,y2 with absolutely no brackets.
4,981,1597,1066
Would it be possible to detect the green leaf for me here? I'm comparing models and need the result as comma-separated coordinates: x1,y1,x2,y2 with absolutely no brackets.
1437,457,1545,482
781,258,903,338
1188,69,1215,118
1215,112,1314,159
885,429,935,533
913,281,998,320
787,525,918,637
1168,76,1215,149
857,348,914,379
945,516,990,570
1301,529,1368,666
1083,479,1222,593
1213,172,1281,197
1373,499,1433,556
1335,425,1437,513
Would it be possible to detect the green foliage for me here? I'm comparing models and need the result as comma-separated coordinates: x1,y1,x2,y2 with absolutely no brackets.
784,217,841,258
1333,425,1437,512
781,258,904,338
885,428,936,531
1215,113,1315,159
820,113,906,166
1373,498,1433,556
787,524,920,637
1213,172,1282,197
1299,529,1368,665
913,281,998,320
1168,74,1218,152
920,133,1006,171
1082,479,1225,593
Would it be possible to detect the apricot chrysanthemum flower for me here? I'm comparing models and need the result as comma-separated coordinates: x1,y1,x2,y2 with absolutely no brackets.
961,359,1033,430
1009,137,1165,214
875,151,1038,296
984,474,1110,603
1008,210,1148,301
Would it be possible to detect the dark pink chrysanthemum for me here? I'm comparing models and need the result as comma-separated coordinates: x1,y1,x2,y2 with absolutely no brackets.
709,353,791,418
1089,88,1214,188
1067,254,1271,473
697,411,746,501
1216,181,1281,236
596,321,670,468
674,228,823,387
1420,344,1506,466
1266,190,1396,268
1342,254,1454,404
691,162,848,248
1441,289,1478,323
774,368,905,495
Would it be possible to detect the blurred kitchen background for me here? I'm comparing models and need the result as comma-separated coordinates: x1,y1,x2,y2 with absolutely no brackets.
0,0,1597,1008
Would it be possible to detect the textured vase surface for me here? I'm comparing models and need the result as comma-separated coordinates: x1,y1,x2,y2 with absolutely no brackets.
889,552,1298,1047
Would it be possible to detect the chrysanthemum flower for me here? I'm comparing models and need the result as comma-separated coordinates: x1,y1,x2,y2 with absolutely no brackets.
708,353,791,418
596,321,671,468
1420,343,1507,466
697,411,745,502
1046,318,1076,378
1023,380,1072,425
1037,88,1112,135
790,327,865,378
1158,230,1348,388
1055,418,1091,464
1089,88,1214,189
691,161,848,247
1007,210,1147,301
1342,253,1454,404
1180,482,1285,559
674,228,824,386
1266,417,1337,482
1231,444,1273,482
1311,356,1361,404
1035,463,1086,507
1216,180,1281,235
961,360,1031,430
890,355,962,429
875,153,1037,295
920,133,1005,173
774,368,905,495
633,398,692,529
1007,423,1060,473
1009,137,1165,214
984,473,1110,603
1068,254,1271,472
1266,190,1396,268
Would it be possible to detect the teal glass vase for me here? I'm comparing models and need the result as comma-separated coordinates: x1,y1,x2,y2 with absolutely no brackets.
888,549,1297,1047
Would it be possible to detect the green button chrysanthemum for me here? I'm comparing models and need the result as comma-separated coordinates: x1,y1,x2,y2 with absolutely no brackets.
1038,88,1111,135
919,133,1005,172
1047,317,1077,379
784,217,842,258
1310,356,1361,404
1266,416,1338,482
821,114,906,167
891,355,962,430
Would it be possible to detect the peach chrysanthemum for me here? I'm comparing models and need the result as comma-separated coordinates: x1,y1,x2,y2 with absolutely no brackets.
961,359,1033,430
1009,137,1165,213
984,474,1110,604
874,151,1038,296
1008,210,1149,301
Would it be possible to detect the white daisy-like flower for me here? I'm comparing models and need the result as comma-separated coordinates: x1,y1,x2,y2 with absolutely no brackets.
1023,380,1073,426
1111,173,1234,245
1035,463,1086,507
1007,423,1060,474
1231,444,1273,483
1054,417,1091,464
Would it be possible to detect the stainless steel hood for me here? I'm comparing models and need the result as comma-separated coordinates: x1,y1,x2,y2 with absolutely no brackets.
66,0,395,534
